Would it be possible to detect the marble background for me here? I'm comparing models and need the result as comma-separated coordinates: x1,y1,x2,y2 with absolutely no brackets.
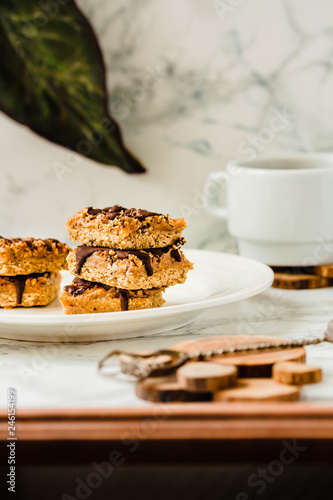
1,0,333,248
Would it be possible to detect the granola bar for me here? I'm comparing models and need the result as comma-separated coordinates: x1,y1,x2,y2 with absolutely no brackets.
0,272,61,308
0,237,71,275
66,240,193,290
66,205,187,249
59,277,165,314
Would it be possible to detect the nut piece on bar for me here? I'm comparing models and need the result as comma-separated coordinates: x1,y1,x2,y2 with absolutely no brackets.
0,237,71,275
66,240,193,290
0,272,61,309
66,205,187,249
59,278,165,314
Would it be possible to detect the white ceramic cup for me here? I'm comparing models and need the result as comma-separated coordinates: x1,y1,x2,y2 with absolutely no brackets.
204,154,333,266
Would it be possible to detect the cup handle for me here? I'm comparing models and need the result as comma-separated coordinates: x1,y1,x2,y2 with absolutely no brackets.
204,171,229,218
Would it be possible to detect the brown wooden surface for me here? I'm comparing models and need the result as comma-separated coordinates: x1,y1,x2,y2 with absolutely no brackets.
1,403,333,442
2,405,333,465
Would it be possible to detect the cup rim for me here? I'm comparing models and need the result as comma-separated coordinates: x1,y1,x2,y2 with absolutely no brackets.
227,153,333,174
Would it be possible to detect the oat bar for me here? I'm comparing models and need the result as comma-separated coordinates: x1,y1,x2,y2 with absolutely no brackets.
0,237,71,275
59,277,165,314
0,272,61,308
66,240,193,290
66,205,187,249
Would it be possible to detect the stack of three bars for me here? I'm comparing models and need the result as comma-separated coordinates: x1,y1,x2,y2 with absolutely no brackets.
59,206,193,314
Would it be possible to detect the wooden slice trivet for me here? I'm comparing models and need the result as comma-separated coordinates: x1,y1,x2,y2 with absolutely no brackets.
135,376,212,403
177,362,237,393
315,264,333,278
272,273,330,290
214,378,300,402
272,361,322,385
270,266,315,274
171,335,306,378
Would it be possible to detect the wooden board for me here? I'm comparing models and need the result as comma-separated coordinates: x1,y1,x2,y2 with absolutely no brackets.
171,335,306,378
3,406,333,444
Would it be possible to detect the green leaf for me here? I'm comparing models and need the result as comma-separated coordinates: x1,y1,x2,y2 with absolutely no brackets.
0,0,145,173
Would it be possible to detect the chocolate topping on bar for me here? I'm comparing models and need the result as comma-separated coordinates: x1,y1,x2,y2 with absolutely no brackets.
74,240,184,276
86,205,161,222
75,246,106,274
43,239,57,251
64,277,94,296
13,276,27,305
64,277,111,296
170,249,182,262
86,208,106,216
114,250,155,276
118,290,129,311
64,277,129,311
6,273,51,305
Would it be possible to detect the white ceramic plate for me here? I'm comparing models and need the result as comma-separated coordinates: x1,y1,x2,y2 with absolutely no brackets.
0,250,273,342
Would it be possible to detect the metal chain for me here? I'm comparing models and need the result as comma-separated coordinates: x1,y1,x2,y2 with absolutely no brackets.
189,337,323,360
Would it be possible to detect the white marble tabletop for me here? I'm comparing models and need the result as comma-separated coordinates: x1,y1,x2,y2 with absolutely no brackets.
1,286,333,410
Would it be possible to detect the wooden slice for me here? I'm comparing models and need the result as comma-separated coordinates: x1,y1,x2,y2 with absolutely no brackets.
120,352,173,377
177,362,237,393
214,378,300,402
171,335,306,378
273,362,322,385
271,266,316,274
315,264,333,278
135,376,212,403
272,272,330,290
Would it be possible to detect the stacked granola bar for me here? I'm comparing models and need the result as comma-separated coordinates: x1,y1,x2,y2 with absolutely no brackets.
59,205,193,314
0,237,70,308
